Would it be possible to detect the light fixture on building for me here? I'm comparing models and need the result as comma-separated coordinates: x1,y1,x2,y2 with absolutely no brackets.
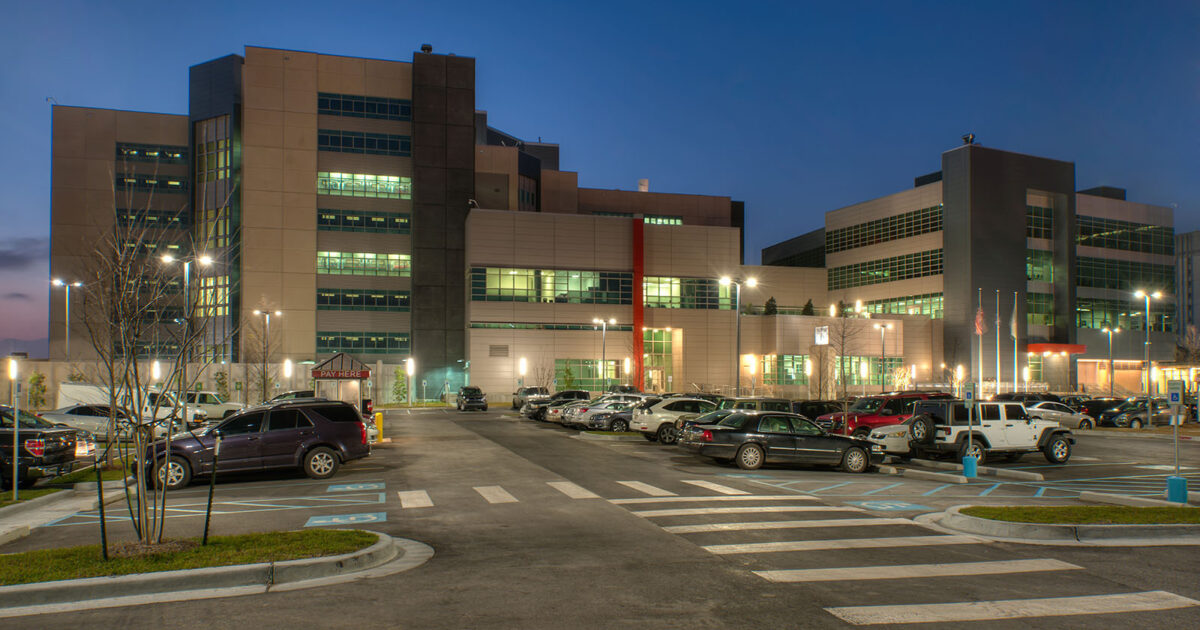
623,357,631,375
518,357,527,377
283,358,293,378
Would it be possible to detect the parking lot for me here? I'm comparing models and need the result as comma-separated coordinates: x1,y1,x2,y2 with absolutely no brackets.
3,407,1199,628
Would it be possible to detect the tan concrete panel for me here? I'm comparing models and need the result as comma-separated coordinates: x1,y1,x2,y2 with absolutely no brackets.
283,89,318,114
243,165,283,193
282,148,317,173
51,116,87,157
242,203,283,229
243,227,283,250
244,85,284,112
283,68,317,92
283,168,317,195
243,246,284,274
282,125,315,151
82,114,117,160
243,121,283,149
244,65,284,89
243,146,284,171
245,47,287,68
318,55,365,77
243,188,282,209
244,107,284,129
283,111,317,131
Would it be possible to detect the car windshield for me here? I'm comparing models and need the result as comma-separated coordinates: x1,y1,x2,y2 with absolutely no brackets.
462,387,482,395
716,413,749,429
691,409,735,424
849,397,885,412
1114,400,1145,411
0,408,57,429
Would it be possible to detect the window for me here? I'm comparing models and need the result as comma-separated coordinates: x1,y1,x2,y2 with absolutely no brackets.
318,209,410,234
318,129,411,157
1026,249,1054,282
592,212,684,225
1026,206,1054,239
306,405,362,423
471,268,633,304
318,93,412,121
643,277,733,309
115,174,188,193
791,418,822,436
835,357,904,385
116,142,188,164
757,416,793,434
117,208,188,230
827,249,943,290
1077,216,1173,255
317,172,411,199
825,205,943,253
317,288,410,312
762,355,809,385
220,412,264,435
267,410,312,431
1077,296,1173,332
980,405,1002,421
317,252,411,277
1076,256,1174,293
470,322,634,332
1027,292,1054,327
553,358,618,391
865,293,943,318
317,332,410,355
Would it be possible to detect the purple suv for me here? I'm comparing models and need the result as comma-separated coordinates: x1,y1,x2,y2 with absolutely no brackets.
147,400,371,490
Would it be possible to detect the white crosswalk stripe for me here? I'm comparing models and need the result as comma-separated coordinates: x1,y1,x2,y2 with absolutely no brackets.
632,505,864,518
610,494,817,505
397,490,433,508
755,558,1081,583
547,481,600,499
663,517,910,533
680,480,750,495
702,534,980,555
616,481,676,496
474,485,518,504
825,591,1200,625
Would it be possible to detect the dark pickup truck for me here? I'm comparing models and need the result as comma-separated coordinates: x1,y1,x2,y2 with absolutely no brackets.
1,405,82,488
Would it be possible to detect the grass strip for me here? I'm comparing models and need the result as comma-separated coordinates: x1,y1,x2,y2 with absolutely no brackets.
961,505,1200,525
0,487,65,510
49,463,130,486
0,529,378,586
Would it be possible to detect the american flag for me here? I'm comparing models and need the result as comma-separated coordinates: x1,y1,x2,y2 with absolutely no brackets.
974,306,987,336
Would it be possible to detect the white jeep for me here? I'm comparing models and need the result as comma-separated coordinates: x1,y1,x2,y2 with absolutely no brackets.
906,399,1074,465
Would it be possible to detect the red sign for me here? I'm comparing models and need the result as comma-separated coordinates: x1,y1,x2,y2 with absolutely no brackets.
24,439,45,457
312,369,371,380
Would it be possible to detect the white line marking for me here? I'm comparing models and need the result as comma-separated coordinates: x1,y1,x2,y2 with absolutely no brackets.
756,559,1080,583
547,481,600,499
633,505,865,518
825,590,1200,625
610,494,817,505
397,490,433,508
473,486,518,504
616,481,676,496
703,534,980,554
681,480,750,495
664,517,911,533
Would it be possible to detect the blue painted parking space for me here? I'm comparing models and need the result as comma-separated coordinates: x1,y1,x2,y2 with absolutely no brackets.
846,500,930,511
304,512,388,527
45,491,388,528
327,482,386,492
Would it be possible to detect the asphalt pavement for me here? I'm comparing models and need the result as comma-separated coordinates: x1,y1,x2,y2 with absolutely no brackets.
1,408,1198,628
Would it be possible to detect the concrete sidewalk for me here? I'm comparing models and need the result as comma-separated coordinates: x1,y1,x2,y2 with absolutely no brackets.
0,481,128,545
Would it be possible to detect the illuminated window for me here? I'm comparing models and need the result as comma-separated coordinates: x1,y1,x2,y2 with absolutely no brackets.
1026,249,1054,283
317,331,410,355
317,252,411,277
318,93,412,121
826,205,943,253
116,142,187,164
1076,256,1173,292
317,172,411,199
554,359,618,391
470,267,632,304
115,174,188,193
1077,215,1173,255
317,209,410,234
865,293,943,318
317,289,409,312
827,249,943,290
643,277,732,309
762,355,810,385
1026,206,1054,239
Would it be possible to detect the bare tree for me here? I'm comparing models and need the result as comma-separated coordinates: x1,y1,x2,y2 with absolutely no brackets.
531,359,556,391
1179,325,1200,363
827,300,865,402
241,313,279,404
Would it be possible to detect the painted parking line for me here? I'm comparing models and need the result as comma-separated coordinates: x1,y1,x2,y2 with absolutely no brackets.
703,534,980,555
46,492,388,527
845,500,930,511
327,482,385,492
632,505,866,518
921,484,953,496
474,485,518,504
610,495,818,505
755,558,1081,583
681,480,750,495
547,481,600,499
397,490,434,508
825,591,1200,625
808,481,856,494
978,483,1001,496
663,517,911,534
304,512,387,527
860,482,904,495
616,481,676,496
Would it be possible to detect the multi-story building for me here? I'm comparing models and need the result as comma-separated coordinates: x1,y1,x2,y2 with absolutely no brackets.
764,143,1176,392
1177,231,1200,336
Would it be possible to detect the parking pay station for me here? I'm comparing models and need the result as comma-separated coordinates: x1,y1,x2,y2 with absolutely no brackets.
1166,380,1188,503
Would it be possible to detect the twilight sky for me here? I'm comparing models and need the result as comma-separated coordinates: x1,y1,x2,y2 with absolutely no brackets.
0,0,1196,344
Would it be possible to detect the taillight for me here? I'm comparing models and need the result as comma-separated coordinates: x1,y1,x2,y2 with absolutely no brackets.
359,422,367,445
24,439,45,457
701,430,713,442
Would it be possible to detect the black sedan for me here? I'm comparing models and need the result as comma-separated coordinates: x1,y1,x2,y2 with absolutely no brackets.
677,410,882,473
674,408,737,435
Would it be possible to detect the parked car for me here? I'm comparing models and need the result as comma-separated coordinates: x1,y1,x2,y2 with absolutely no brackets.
718,397,793,412
586,407,634,432
561,395,647,428
523,390,590,420
631,398,718,444
1,406,84,488
457,386,488,411
992,392,1062,404
816,391,954,437
186,391,245,419
542,399,582,424
270,390,319,401
147,400,371,490
903,399,1074,465
1097,398,1160,427
1058,394,1091,411
605,384,641,394
1026,401,1095,429
566,400,635,428
57,382,207,426
791,400,844,420
1078,397,1125,419
39,404,133,440
677,410,883,472
674,408,737,435
512,386,550,410
1119,398,1176,429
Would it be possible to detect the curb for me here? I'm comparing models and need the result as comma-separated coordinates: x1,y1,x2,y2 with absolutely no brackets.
880,465,968,484
908,458,1045,481
0,489,73,520
1085,429,1199,441
935,504,1200,541
577,432,646,442
0,530,400,611
1079,491,1195,508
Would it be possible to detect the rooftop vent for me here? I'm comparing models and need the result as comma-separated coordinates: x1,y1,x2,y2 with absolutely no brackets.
420,44,433,53
638,179,649,192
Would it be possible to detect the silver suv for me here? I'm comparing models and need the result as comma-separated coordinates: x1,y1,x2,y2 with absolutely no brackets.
512,387,550,410
907,399,1074,465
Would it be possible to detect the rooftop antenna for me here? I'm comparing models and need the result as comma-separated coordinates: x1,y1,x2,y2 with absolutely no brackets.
420,44,433,53
962,133,976,145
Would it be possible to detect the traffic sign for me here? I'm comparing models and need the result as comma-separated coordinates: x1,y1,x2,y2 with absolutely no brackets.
1168,380,1184,405
304,512,387,527
963,382,976,401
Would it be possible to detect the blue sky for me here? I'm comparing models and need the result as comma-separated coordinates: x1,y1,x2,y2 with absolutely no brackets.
0,0,1196,342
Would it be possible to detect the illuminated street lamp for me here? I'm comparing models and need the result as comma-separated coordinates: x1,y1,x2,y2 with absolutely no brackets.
163,254,214,421
50,279,82,359
720,276,757,395
592,318,617,391
1101,324,1121,396
873,322,893,393
406,358,415,406
251,309,282,402
518,357,527,388
1134,290,1162,417
8,356,19,501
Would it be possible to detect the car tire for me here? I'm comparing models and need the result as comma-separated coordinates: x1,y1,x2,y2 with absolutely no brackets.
841,446,869,473
736,443,765,470
154,455,191,491
611,419,629,432
959,440,986,466
1042,435,1071,464
1079,419,1093,430
909,415,935,445
1003,452,1024,463
656,425,678,445
482,406,488,412
1130,419,1143,429
852,428,871,439
303,447,340,479
17,477,38,490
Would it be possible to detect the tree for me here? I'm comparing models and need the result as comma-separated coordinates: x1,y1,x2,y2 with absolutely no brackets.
563,363,576,389
392,367,408,404
26,371,47,410
827,300,864,403
764,297,778,316
214,371,229,399
801,299,815,316
1179,325,1200,362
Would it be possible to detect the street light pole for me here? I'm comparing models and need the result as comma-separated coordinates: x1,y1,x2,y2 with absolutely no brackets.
592,318,616,391
252,309,282,403
52,279,82,359
873,323,893,393
8,357,19,501
1102,325,1121,397
720,276,757,396
1135,290,1161,417
163,254,213,426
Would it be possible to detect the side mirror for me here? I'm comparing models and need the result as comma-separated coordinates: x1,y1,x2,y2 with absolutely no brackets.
213,429,224,439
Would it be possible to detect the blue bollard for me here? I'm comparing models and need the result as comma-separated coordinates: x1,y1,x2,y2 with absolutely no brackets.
962,455,977,478
1167,476,1188,503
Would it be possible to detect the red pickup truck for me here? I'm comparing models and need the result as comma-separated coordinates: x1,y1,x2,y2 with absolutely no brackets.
816,391,955,437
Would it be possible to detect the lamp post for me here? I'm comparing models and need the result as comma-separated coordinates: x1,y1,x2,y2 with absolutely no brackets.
162,254,213,426
405,358,415,407
8,356,19,501
1101,324,1121,397
873,322,893,393
518,357,527,389
1134,290,1161,418
858,361,868,396
592,318,616,391
720,276,757,395
51,279,82,359
252,309,282,403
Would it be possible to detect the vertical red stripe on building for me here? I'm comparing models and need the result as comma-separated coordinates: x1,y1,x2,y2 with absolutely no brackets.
632,218,645,391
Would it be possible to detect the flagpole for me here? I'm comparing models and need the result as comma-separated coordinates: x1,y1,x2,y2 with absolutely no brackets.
995,289,1001,395
977,287,983,397
1012,290,1019,395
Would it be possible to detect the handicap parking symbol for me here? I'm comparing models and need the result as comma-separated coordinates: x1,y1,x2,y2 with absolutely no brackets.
304,512,387,527
327,482,385,492
846,500,929,512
